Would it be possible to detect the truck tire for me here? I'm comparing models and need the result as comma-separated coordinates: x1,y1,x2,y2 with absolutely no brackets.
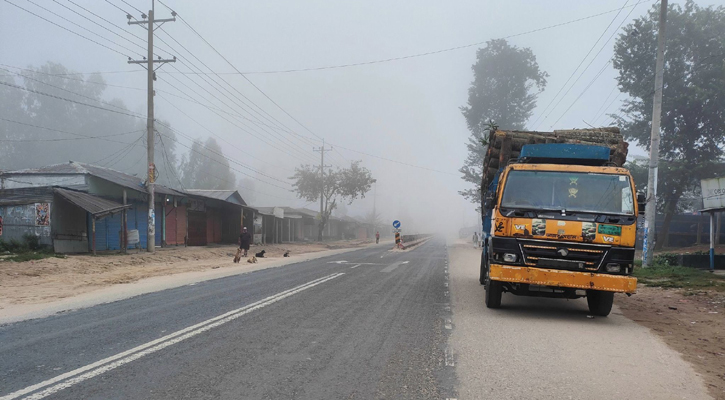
479,251,486,285
485,268,503,308
586,290,614,317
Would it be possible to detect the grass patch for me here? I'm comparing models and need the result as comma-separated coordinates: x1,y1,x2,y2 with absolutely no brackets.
4,252,66,263
634,263,725,292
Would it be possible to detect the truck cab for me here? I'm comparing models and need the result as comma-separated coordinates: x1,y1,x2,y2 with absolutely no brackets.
481,143,641,316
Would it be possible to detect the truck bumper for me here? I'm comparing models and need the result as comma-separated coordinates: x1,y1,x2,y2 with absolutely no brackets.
489,264,637,293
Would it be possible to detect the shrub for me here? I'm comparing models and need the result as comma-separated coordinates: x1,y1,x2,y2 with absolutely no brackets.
22,233,41,251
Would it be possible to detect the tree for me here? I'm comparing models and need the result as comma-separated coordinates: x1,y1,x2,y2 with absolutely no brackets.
237,177,256,205
0,62,180,185
612,1,725,249
291,161,375,241
179,137,236,189
459,39,548,206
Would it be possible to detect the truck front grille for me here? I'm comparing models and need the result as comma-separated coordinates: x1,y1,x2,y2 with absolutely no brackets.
519,240,607,272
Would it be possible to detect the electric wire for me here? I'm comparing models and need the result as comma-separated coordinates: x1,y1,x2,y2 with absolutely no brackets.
0,117,143,143
159,0,652,75
536,0,644,130
23,0,145,58
3,0,130,58
529,0,632,129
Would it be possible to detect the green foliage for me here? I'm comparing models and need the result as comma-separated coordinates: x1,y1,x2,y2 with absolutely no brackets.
612,2,725,246
179,137,237,190
0,234,62,262
634,263,725,291
291,161,375,240
459,39,547,206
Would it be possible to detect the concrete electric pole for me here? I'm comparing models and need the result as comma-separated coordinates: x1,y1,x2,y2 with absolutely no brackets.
642,0,668,266
128,2,176,253
313,139,332,240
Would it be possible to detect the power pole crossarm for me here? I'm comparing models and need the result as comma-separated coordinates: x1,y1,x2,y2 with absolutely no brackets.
642,0,668,267
126,2,176,253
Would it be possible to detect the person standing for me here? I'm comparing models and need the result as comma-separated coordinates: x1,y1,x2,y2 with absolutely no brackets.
239,227,252,257
375,231,380,244
472,232,478,248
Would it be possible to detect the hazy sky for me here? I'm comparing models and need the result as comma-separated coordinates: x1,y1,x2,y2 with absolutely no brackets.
3,0,724,235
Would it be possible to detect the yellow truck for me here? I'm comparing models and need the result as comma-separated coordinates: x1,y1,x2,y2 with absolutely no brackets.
479,128,642,316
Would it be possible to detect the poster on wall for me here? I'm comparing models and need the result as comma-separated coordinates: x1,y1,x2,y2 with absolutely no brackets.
35,203,50,226
0,215,3,236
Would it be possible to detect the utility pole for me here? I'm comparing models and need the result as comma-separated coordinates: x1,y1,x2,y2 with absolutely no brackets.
313,139,332,241
127,1,176,252
642,0,668,267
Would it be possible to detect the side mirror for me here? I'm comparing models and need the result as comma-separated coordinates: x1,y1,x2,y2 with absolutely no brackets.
637,193,646,215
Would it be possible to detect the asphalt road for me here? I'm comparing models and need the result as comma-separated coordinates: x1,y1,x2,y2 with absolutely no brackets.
0,239,455,400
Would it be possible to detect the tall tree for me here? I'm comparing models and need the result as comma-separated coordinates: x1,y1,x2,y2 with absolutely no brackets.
612,1,725,248
291,161,375,241
0,62,179,184
459,39,548,206
179,137,237,189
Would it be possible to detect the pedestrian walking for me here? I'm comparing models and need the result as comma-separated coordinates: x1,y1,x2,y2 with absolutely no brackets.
375,231,380,244
472,232,478,248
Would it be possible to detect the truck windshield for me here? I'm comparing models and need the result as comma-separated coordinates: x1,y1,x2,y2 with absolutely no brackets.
500,170,635,215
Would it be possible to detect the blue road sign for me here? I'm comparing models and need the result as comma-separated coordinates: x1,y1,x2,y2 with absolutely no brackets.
392,220,401,229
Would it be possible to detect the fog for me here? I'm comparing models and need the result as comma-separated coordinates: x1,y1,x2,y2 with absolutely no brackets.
3,0,724,237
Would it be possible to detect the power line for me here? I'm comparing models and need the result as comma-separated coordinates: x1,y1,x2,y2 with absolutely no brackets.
119,0,143,15
0,80,144,119
156,91,295,175
52,0,148,55
548,60,613,127
529,0,633,129
329,142,458,176
536,0,644,130
24,0,145,58
158,64,318,164
159,0,651,75
3,0,130,57
159,2,346,170
1,67,144,117
0,63,146,91
0,117,143,143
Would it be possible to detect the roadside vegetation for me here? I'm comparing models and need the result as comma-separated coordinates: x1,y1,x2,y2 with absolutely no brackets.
0,234,65,262
633,257,725,293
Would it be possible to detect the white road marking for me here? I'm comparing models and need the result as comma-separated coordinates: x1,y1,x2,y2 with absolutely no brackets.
380,261,409,273
350,264,362,269
328,260,348,264
444,318,453,330
444,346,455,367
1,273,345,400
444,282,449,287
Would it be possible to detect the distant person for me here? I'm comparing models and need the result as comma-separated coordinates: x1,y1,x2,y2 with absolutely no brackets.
472,232,478,247
239,227,252,257
375,231,380,244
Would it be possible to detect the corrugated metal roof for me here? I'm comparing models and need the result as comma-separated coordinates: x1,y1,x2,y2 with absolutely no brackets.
184,189,247,206
54,188,130,218
0,186,55,206
2,161,184,197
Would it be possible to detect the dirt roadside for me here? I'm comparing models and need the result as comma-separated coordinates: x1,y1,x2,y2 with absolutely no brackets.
0,240,372,311
617,288,725,399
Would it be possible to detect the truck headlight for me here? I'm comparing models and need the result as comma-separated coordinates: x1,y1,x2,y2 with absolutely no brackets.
503,253,518,263
605,263,621,273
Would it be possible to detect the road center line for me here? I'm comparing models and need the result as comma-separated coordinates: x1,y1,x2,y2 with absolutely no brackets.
1,273,345,400
350,264,362,269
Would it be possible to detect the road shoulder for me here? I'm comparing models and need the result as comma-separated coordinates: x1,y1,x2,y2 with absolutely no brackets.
447,240,710,399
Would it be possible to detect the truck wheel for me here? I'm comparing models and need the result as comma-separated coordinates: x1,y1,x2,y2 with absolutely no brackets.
586,290,614,317
479,252,486,285
485,268,503,308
